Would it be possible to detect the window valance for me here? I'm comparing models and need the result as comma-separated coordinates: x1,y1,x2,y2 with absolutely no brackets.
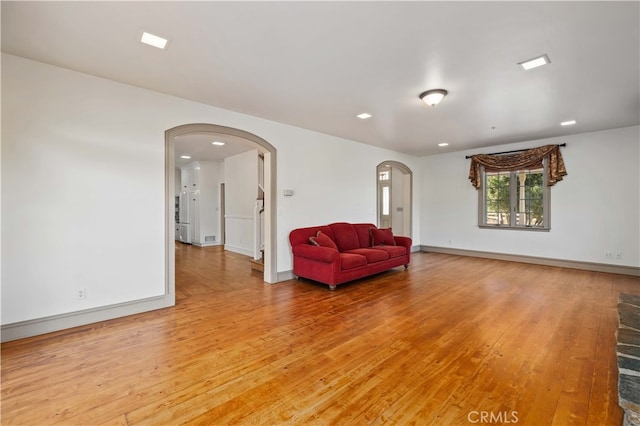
468,144,567,189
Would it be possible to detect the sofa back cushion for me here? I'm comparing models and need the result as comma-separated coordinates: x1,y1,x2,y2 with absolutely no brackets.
309,231,338,250
353,223,377,248
370,227,396,246
327,222,361,252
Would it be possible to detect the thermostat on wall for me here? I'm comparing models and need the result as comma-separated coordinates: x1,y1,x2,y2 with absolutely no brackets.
283,189,294,196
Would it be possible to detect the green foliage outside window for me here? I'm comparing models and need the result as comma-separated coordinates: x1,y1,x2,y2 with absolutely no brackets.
486,173,510,225
484,168,545,227
519,172,543,226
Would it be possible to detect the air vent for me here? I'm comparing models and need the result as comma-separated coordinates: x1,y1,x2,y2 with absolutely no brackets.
205,236,216,242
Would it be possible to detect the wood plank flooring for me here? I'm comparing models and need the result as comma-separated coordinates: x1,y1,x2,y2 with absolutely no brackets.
2,244,639,425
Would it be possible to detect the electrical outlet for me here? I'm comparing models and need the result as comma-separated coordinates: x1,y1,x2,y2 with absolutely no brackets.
604,251,623,260
76,288,86,300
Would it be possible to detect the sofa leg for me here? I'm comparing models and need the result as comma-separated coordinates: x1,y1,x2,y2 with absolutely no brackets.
329,285,337,291
404,264,409,269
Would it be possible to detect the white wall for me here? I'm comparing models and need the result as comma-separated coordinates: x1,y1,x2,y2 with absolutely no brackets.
421,126,640,267
200,161,224,245
224,150,258,256
1,54,421,326
182,160,223,245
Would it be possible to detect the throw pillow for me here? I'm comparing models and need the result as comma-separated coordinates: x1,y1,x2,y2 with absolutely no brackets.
370,227,396,246
309,231,338,250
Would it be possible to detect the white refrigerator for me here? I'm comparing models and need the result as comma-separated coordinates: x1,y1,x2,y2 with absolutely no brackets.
178,191,191,244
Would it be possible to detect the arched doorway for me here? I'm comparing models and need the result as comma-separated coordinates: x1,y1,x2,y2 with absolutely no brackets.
165,123,277,300
376,161,412,237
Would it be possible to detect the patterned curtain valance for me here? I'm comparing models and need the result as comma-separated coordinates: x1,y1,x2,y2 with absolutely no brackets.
468,144,567,189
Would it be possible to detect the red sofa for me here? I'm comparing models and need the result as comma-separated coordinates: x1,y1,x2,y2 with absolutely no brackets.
289,222,412,290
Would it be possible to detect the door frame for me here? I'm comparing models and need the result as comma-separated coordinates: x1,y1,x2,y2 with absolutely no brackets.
376,161,413,237
219,182,226,245
165,124,278,300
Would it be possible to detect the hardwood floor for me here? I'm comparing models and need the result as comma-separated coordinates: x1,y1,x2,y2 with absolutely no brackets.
2,244,639,425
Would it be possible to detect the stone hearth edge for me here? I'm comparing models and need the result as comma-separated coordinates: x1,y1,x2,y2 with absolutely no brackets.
618,293,640,426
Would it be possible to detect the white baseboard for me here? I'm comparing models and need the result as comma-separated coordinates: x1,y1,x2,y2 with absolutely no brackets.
276,270,296,282
224,244,254,258
421,246,640,276
192,241,222,247
1,294,175,343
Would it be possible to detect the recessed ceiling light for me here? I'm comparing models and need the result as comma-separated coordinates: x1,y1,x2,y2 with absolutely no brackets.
560,120,577,126
141,31,169,49
518,54,550,71
180,155,191,159
211,141,226,146
438,143,449,147
356,113,372,119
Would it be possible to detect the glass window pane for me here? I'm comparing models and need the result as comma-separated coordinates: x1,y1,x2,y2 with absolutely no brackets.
382,186,390,215
482,166,547,229
515,169,543,226
485,171,511,225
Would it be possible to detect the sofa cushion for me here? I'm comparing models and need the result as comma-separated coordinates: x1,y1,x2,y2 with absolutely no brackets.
309,231,338,250
340,253,368,270
371,227,396,246
329,222,361,252
344,248,390,263
289,225,334,247
370,245,406,258
353,223,377,248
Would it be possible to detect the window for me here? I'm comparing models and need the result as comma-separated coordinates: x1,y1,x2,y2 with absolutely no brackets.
479,160,550,230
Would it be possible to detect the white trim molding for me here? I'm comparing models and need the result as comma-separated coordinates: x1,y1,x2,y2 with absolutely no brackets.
224,245,254,258
276,270,296,282
192,242,223,248
1,294,175,343
421,246,640,277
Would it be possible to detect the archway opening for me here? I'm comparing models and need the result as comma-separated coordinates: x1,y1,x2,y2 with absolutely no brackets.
165,124,277,300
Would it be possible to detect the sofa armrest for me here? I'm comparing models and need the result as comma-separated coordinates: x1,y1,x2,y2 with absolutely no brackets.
393,236,412,250
292,244,340,263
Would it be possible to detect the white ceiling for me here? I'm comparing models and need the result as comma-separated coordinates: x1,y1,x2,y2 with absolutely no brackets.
173,133,256,168
2,1,639,157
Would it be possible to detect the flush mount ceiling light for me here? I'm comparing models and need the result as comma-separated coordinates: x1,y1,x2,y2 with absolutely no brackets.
211,141,226,146
561,120,577,126
140,31,169,49
438,142,449,147
180,155,191,159
518,54,550,70
356,113,372,119
419,89,448,107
